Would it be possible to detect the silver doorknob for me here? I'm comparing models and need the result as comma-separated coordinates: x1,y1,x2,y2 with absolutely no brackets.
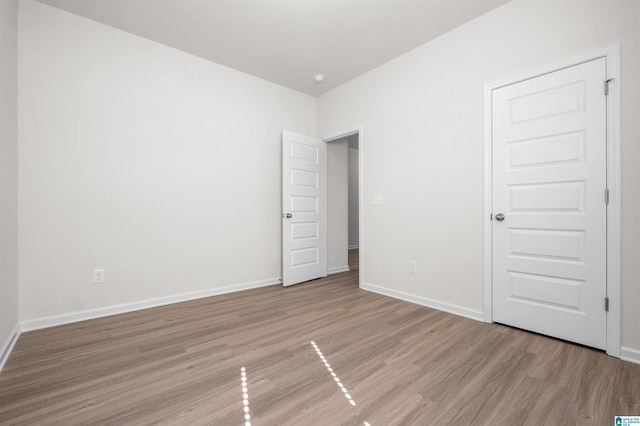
495,213,505,221
284,213,292,219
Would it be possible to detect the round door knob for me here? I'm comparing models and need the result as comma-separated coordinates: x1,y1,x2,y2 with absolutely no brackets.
285,213,292,219
495,213,505,221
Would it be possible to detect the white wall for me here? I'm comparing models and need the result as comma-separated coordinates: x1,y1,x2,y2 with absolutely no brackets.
327,138,349,272
18,0,317,322
348,145,359,248
318,0,640,352
12,0,640,359
0,0,19,360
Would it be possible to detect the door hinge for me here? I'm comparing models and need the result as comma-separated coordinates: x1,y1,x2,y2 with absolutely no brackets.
604,78,614,95
605,297,609,312
605,188,610,204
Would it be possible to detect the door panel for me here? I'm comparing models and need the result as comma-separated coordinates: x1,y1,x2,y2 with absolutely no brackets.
282,130,326,286
492,58,607,349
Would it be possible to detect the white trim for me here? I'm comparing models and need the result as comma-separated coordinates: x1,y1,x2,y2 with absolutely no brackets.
483,78,494,324
621,347,640,365
320,141,328,277
20,278,280,332
358,126,363,288
322,125,364,288
362,282,484,322
0,323,21,373
604,45,621,358
483,43,621,357
322,127,359,142
328,265,350,275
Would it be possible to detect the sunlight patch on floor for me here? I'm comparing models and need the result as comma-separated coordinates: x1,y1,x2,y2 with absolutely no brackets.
310,341,356,406
240,367,251,426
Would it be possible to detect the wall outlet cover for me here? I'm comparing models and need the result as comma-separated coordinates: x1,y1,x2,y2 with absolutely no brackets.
93,269,105,284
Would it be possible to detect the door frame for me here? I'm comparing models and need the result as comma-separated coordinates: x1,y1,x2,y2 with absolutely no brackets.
482,44,621,357
321,125,364,287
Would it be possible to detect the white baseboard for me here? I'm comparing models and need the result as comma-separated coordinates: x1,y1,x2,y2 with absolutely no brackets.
21,277,281,332
328,265,350,275
348,245,359,250
621,347,640,365
361,282,484,322
0,323,21,373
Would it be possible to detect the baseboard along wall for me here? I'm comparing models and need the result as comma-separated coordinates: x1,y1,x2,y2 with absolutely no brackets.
328,265,350,275
361,282,485,322
360,283,639,363
0,323,21,373
621,347,640,365
5,277,638,370
20,277,281,332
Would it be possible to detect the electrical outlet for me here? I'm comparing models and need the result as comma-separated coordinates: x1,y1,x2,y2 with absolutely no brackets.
274,249,281,262
93,269,105,284
409,261,417,274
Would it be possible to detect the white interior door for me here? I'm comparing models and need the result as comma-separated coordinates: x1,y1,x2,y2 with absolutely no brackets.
492,58,608,349
282,130,326,286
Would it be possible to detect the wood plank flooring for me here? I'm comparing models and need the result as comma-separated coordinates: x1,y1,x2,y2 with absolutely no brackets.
1,252,639,425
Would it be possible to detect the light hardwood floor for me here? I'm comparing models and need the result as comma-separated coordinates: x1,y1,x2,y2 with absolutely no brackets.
1,250,638,425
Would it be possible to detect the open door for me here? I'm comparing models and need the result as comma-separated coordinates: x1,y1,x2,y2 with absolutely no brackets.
282,130,327,286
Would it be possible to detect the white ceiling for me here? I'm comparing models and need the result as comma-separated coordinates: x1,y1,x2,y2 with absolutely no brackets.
36,0,510,96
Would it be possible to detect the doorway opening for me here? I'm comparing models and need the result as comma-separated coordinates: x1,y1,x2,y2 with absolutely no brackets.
322,127,362,287
326,133,359,276
281,126,363,288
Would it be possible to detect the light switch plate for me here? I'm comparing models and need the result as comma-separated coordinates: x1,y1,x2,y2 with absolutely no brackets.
373,194,383,206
